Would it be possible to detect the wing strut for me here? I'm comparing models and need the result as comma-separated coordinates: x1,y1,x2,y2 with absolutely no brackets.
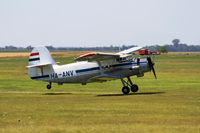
97,61,103,74
40,67,44,76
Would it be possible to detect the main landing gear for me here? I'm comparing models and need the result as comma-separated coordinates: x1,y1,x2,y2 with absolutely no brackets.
121,77,139,95
46,82,52,89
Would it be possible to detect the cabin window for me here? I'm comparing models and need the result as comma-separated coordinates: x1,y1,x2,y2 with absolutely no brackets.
117,56,133,62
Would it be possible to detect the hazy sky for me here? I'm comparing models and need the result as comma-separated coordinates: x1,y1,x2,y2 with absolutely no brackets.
0,0,200,47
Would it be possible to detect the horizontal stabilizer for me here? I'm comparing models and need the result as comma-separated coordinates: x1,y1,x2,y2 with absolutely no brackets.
26,62,52,68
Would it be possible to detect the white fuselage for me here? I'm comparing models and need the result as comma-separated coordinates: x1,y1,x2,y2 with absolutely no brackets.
31,59,150,84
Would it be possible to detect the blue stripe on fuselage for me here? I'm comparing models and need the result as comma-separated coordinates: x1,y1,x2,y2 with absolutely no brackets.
76,67,100,73
75,61,147,74
31,75,49,79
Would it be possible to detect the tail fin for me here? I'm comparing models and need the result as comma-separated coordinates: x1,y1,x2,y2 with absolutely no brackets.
27,46,56,80
28,46,56,67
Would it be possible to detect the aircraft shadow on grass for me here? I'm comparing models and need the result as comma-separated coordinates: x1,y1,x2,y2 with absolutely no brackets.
97,92,165,97
43,93,73,95
42,92,165,96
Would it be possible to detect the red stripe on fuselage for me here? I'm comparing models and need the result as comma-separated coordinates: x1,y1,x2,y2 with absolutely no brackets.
30,53,39,56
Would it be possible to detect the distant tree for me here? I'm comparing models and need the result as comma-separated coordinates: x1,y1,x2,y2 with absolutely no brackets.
157,46,168,53
5,45,17,50
26,45,33,50
172,39,180,47
46,46,56,50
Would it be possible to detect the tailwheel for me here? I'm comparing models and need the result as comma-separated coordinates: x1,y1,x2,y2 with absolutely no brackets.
46,82,52,89
122,86,130,95
131,84,139,92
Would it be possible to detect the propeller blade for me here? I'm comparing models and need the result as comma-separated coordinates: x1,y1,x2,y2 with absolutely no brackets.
137,58,140,65
151,65,157,79
147,56,157,79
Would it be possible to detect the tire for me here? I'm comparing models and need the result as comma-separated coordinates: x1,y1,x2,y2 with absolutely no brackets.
47,84,51,89
122,86,130,95
131,84,139,92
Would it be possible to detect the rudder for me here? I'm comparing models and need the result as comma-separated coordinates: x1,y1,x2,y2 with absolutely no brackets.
28,46,56,80
28,46,56,67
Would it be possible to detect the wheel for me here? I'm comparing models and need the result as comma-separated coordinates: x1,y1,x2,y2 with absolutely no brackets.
46,84,51,89
122,86,130,95
131,84,139,92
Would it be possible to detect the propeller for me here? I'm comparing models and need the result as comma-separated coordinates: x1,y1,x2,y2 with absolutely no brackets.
137,58,140,65
147,56,157,79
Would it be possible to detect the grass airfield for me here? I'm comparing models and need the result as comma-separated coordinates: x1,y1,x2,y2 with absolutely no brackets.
0,52,200,133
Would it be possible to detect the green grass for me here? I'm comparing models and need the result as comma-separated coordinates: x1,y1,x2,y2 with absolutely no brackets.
0,53,200,133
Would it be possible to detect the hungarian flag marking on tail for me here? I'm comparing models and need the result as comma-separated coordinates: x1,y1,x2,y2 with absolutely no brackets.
29,52,40,62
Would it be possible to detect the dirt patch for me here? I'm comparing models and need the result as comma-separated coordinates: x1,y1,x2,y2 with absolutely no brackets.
167,52,200,55
0,52,90,58
157,62,200,65
0,53,30,58
157,69,200,73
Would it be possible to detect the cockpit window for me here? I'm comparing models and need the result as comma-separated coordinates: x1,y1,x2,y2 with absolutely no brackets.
117,55,134,62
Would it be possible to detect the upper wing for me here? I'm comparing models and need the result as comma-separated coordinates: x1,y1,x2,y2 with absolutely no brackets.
117,46,142,55
75,52,120,62
75,46,142,62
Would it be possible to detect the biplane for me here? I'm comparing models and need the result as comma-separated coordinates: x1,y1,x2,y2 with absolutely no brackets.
27,46,156,94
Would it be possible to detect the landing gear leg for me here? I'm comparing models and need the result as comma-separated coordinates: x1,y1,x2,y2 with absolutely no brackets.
120,77,139,94
46,82,52,89
120,79,130,95
127,77,139,92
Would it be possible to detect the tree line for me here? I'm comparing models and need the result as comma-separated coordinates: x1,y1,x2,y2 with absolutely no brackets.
0,39,200,52
0,45,137,52
145,39,200,52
